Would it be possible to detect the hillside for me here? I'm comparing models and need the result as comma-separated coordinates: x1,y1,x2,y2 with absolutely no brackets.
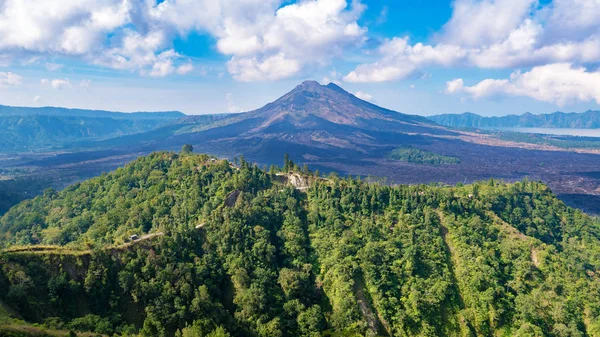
0,104,184,120
0,104,186,152
0,115,178,152
1,152,600,336
430,111,600,129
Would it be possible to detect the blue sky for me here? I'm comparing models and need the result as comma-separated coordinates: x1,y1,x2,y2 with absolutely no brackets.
0,0,599,116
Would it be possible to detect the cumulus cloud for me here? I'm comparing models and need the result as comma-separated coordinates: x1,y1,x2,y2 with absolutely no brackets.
345,0,600,82
344,37,465,82
41,78,72,89
221,0,366,81
440,0,537,46
51,79,71,89
446,63,600,106
0,72,22,87
176,63,194,75
0,0,365,81
227,54,301,82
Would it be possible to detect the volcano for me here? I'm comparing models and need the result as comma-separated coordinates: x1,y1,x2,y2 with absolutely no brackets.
241,80,433,132
161,80,456,164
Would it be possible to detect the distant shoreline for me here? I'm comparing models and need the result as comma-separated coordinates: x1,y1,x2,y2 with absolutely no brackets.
481,127,600,138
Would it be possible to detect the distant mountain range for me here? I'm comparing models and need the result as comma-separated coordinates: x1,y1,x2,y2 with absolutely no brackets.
0,105,186,152
0,104,184,119
429,111,600,129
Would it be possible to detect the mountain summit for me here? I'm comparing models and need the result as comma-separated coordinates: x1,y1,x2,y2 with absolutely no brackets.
156,80,455,166
244,80,431,133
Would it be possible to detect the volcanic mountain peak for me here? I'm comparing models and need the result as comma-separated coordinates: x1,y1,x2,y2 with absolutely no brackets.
247,80,431,132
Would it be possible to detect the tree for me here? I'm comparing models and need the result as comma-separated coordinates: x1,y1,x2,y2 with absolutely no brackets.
302,164,309,174
284,153,291,172
181,144,194,154
207,326,231,337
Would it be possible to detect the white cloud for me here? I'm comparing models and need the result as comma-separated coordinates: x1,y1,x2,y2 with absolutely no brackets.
0,0,131,55
446,63,600,106
440,0,537,46
227,53,301,82
0,0,365,81
221,0,366,81
345,0,600,82
176,63,194,75
45,62,63,71
45,78,71,90
445,78,465,94
149,61,173,77
33,95,41,103
344,37,466,82
40,78,49,85
0,72,22,87
353,91,372,101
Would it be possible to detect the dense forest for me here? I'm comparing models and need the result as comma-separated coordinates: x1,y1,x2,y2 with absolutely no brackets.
388,147,460,165
0,177,51,216
1,150,600,336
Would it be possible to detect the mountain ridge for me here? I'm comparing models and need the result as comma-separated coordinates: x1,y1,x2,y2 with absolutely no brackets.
0,104,185,120
1,152,600,336
0,105,186,152
430,110,600,129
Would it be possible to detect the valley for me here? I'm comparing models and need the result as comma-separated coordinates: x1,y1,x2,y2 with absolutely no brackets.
1,81,599,215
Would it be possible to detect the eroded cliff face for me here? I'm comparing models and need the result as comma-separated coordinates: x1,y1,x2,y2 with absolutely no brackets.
287,173,310,190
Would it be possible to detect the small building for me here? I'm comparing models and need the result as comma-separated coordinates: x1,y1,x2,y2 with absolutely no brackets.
129,234,139,241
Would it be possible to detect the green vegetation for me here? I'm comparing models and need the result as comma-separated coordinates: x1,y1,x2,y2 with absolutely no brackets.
0,115,177,152
181,144,194,154
0,177,52,216
1,152,600,336
389,146,460,165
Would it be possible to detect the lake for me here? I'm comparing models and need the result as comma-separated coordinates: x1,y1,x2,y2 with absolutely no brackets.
485,127,600,138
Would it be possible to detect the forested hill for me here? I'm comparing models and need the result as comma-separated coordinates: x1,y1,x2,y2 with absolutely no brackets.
0,104,184,119
429,110,600,128
0,105,186,152
1,151,600,336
